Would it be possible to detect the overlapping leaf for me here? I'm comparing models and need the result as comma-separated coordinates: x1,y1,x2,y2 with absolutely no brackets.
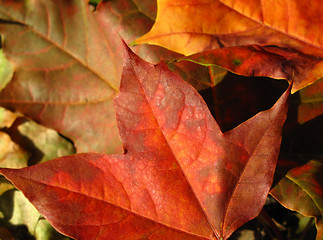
135,0,323,92
0,49,13,91
0,131,29,195
180,46,323,93
0,0,226,155
271,159,323,240
297,77,323,124
0,0,123,153
96,0,225,90
0,46,290,240
17,121,75,164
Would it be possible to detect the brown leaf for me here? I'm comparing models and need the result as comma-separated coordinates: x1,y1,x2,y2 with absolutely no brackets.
0,0,122,153
0,45,290,240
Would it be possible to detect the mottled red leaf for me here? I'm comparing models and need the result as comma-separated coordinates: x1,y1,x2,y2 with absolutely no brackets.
0,46,290,240
134,0,323,92
271,159,323,240
0,0,122,153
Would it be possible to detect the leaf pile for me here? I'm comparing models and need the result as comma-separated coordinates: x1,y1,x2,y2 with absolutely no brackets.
0,0,322,240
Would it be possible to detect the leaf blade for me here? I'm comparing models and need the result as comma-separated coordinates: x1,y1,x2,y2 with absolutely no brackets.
134,0,323,92
0,0,123,153
0,45,290,240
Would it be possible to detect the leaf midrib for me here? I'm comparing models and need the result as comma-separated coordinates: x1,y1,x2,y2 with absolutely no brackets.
127,53,221,239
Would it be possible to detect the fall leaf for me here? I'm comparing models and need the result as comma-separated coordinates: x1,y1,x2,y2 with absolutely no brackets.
0,107,17,129
0,0,225,155
0,0,122,153
0,131,29,196
271,159,323,240
96,0,225,90
0,45,290,240
297,77,323,124
17,121,75,164
134,0,323,92
0,132,28,170
180,45,323,93
0,189,70,240
0,49,13,91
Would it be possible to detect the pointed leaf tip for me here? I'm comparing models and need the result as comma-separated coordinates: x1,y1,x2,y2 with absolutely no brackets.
0,48,291,240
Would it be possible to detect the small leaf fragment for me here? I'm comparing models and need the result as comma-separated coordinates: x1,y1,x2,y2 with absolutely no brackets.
271,159,323,240
18,121,75,163
0,49,13,92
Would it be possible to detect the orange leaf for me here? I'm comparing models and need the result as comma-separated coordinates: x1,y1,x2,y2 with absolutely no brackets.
134,0,323,92
0,45,290,240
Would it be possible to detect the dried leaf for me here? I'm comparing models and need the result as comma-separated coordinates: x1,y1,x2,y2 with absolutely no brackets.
0,46,290,240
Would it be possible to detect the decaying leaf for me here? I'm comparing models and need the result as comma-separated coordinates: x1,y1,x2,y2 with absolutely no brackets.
135,0,323,92
271,159,323,240
0,46,290,240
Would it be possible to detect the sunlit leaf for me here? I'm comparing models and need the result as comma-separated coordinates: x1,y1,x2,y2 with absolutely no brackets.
0,49,13,92
97,0,225,90
0,46,290,240
0,131,28,195
135,0,323,92
0,0,122,153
